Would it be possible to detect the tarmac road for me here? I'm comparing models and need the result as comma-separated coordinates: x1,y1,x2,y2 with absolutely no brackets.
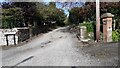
2,27,119,66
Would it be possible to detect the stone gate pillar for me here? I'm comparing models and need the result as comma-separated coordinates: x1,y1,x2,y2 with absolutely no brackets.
101,13,114,42
80,26,86,40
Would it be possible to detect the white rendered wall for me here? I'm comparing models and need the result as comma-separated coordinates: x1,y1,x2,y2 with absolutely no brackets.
0,29,18,46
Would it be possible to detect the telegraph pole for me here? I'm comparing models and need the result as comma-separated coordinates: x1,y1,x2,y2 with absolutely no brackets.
96,0,100,42
0,2,2,28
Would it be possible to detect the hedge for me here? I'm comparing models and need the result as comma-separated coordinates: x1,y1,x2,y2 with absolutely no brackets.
112,30,120,41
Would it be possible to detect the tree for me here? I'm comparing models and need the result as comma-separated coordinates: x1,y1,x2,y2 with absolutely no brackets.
36,2,66,27
12,2,37,26
1,2,66,37
56,2,85,25
68,2,120,25
1,2,24,28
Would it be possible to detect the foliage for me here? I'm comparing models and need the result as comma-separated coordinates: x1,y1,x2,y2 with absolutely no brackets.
2,7,24,28
11,2,37,26
1,2,66,28
1,2,66,38
112,30,120,41
69,7,86,24
69,2,120,25
36,2,66,26
69,2,96,24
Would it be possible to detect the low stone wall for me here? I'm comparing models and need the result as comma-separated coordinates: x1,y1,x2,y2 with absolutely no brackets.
0,27,30,46
0,29,18,46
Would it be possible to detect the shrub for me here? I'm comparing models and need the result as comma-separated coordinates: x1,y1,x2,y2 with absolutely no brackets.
112,30,120,41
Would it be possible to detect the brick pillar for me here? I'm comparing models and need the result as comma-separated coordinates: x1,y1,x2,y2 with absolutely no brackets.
103,19,107,42
101,13,114,42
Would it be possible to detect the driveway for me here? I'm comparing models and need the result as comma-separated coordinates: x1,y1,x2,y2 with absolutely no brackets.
2,27,119,66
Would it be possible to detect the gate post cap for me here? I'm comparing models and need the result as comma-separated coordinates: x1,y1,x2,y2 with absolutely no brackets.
101,13,114,19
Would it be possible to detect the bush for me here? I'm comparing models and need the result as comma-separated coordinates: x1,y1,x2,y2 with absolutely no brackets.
79,21,95,33
112,30,120,41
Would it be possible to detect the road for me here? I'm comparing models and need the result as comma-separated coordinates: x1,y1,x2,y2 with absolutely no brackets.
2,27,118,66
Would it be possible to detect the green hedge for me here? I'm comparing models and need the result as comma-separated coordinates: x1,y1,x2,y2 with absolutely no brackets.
112,30,120,41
